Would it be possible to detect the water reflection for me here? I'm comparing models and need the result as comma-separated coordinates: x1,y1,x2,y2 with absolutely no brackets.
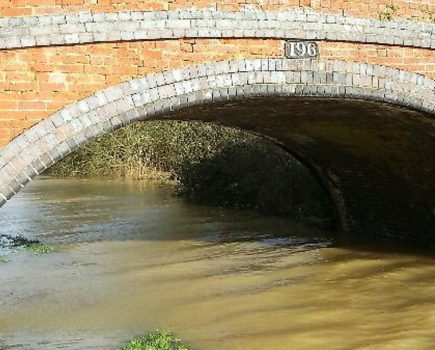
1,178,435,349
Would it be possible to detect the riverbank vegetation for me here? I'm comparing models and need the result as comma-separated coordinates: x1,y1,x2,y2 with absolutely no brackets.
120,331,189,350
47,121,333,223
0,234,53,255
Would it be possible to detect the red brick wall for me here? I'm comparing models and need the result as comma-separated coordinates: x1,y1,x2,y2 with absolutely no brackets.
0,39,282,145
0,39,433,147
1,0,434,22
321,43,435,78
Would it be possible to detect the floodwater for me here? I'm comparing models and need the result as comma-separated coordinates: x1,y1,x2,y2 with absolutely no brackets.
1,178,435,350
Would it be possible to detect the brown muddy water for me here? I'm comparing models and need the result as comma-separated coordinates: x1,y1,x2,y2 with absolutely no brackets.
1,178,435,350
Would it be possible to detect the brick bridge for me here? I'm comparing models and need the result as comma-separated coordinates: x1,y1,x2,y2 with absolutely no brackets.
0,1,434,242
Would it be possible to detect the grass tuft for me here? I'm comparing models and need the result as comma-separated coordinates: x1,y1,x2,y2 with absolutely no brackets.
0,257,8,263
120,331,190,350
25,243,54,255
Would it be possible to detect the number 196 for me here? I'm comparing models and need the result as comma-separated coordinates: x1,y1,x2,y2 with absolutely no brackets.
286,41,318,58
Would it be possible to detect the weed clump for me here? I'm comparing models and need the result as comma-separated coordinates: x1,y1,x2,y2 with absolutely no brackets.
24,243,54,255
120,331,189,350
0,234,54,255
379,4,398,20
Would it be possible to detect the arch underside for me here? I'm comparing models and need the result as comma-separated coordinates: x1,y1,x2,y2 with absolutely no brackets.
167,97,435,241
0,58,434,242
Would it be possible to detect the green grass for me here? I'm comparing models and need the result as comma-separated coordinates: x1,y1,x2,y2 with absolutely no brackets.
25,243,54,255
0,256,8,263
120,331,190,350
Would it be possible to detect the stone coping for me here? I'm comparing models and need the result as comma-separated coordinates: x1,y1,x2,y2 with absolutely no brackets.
0,9,433,50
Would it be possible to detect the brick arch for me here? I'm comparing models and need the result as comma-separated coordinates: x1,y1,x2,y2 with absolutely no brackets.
0,58,434,241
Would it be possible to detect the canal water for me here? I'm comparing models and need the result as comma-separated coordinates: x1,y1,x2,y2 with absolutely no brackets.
1,178,435,349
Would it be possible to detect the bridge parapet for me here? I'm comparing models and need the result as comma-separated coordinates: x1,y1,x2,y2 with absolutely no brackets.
1,0,434,23
0,9,433,50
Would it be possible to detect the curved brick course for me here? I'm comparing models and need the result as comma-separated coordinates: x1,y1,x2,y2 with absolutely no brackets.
0,9,433,50
0,58,433,206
